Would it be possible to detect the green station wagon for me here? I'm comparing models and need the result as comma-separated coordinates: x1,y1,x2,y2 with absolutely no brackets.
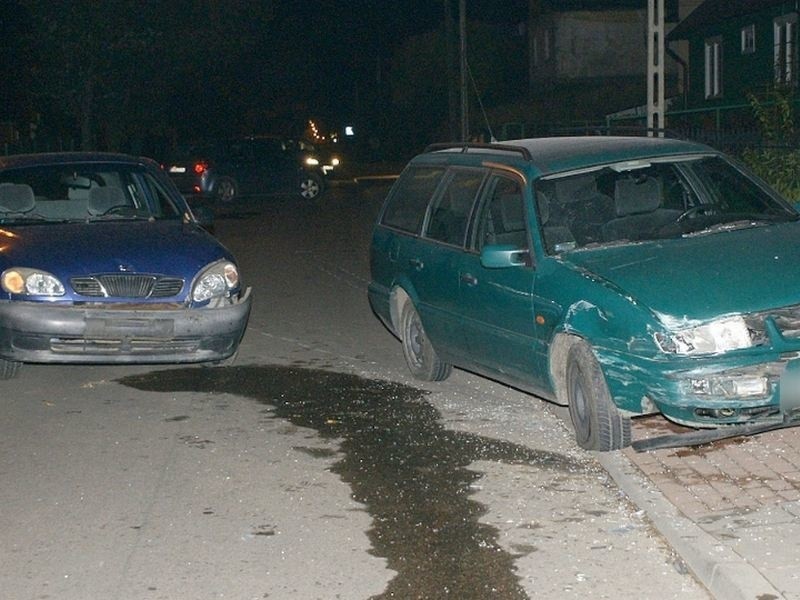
368,136,800,451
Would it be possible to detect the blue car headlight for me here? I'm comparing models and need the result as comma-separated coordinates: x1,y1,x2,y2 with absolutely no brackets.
1,268,65,296
192,260,240,303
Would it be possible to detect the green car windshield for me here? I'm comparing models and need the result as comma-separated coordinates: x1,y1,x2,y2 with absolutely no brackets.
535,155,798,254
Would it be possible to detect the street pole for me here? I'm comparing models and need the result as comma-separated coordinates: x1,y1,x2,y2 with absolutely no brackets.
647,0,665,137
459,0,468,142
445,0,457,140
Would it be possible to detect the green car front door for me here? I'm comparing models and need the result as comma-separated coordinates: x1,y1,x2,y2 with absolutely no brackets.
457,175,546,389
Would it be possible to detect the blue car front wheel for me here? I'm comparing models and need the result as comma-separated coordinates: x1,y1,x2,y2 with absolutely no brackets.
0,357,21,380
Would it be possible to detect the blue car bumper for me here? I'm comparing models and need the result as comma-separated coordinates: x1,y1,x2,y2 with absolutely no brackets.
0,288,252,364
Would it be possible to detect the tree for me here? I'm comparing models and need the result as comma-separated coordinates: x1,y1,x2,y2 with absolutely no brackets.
20,0,273,152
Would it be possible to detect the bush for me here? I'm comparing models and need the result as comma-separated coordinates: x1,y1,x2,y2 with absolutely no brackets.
740,87,800,200
742,146,800,200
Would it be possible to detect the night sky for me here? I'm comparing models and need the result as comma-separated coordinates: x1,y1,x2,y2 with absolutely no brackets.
222,1,530,135
1,1,641,159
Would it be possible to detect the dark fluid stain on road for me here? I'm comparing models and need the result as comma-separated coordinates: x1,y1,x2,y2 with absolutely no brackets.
120,365,586,600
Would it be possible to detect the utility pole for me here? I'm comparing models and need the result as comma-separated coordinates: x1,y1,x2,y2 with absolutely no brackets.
445,0,457,140
459,0,469,142
647,0,665,137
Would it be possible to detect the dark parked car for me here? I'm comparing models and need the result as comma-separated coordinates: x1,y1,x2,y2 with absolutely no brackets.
369,137,800,451
166,135,338,202
0,152,252,379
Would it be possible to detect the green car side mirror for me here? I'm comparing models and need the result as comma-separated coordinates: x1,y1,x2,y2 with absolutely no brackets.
480,244,528,269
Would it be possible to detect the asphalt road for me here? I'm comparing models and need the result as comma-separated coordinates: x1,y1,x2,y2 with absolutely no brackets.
0,183,710,599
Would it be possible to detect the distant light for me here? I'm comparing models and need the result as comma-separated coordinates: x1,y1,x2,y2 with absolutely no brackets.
308,119,323,142
345,126,355,136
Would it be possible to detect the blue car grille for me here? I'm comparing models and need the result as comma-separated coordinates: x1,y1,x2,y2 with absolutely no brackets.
71,275,185,298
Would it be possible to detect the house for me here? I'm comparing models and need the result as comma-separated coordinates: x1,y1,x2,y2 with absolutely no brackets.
523,0,691,132
667,0,799,110
528,0,663,123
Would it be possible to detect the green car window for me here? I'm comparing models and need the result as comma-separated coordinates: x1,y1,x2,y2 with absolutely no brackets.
426,169,486,246
381,166,446,234
473,176,528,252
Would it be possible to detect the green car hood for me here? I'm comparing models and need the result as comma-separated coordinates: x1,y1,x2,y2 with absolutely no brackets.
561,221,800,328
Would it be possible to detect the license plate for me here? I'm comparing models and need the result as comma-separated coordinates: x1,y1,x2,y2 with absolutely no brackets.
85,318,174,339
780,360,800,415
169,166,186,173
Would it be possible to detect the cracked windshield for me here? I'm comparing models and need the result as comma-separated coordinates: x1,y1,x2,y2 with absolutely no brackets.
537,155,797,254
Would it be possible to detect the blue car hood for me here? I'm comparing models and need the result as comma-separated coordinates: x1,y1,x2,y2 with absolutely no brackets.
561,221,800,326
1,221,228,282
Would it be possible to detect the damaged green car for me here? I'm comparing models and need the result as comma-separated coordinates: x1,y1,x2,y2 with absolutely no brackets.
368,136,800,451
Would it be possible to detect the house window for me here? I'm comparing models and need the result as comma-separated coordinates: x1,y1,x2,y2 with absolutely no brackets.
704,37,723,98
533,29,553,67
543,29,552,61
741,24,755,54
774,14,798,85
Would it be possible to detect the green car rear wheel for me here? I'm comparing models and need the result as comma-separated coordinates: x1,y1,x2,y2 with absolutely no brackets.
400,301,452,382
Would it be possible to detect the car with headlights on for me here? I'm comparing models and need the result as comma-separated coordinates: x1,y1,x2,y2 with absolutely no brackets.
369,136,800,451
166,135,336,202
0,152,252,379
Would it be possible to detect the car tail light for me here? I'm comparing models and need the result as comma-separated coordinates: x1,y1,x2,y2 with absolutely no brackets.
194,161,208,174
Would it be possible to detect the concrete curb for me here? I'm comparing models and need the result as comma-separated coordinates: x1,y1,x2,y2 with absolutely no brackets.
596,450,782,600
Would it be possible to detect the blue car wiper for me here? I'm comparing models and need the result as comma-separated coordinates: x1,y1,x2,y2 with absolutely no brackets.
0,214,48,224
86,213,154,222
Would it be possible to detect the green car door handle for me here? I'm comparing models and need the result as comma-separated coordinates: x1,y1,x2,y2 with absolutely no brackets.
409,258,424,270
460,273,478,286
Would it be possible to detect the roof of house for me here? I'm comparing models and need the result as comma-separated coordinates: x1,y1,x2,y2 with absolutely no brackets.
668,0,793,40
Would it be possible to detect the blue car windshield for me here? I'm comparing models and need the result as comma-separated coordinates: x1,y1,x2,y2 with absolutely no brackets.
0,163,184,224
535,155,798,253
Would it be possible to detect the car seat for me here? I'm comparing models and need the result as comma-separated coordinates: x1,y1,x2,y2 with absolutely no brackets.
88,186,128,216
0,183,36,213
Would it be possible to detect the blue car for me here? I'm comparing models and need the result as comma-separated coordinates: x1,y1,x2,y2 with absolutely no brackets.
0,152,252,379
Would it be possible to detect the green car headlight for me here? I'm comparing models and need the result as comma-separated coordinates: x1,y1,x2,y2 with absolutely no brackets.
655,316,753,355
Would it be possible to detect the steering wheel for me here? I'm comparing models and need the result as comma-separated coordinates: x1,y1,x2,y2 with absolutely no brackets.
677,204,717,222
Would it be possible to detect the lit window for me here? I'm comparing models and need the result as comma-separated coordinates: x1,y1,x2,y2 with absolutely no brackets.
774,15,798,84
741,24,755,54
704,36,723,99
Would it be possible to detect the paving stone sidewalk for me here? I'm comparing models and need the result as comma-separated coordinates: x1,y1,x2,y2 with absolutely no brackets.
604,416,800,599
